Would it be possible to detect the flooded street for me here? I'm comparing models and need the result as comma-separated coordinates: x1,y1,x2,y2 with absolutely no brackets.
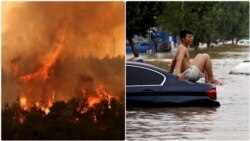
126,49,249,140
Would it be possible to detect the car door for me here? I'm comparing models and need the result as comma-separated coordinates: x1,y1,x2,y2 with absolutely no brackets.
126,65,165,106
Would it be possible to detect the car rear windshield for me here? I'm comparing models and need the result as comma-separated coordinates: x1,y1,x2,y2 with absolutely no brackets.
127,66,141,85
141,68,164,85
127,65,164,85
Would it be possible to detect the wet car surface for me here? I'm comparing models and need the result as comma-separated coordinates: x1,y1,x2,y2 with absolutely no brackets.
126,61,220,107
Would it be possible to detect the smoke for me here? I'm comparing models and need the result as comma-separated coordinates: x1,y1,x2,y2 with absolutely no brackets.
2,2,125,104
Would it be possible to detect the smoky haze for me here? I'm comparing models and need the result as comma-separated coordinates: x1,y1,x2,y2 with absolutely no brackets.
2,2,125,104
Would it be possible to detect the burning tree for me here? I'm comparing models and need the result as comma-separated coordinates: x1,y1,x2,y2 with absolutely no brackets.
2,96,125,140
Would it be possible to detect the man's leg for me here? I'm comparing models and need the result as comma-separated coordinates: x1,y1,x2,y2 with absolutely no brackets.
193,56,209,82
203,70,209,82
192,53,218,83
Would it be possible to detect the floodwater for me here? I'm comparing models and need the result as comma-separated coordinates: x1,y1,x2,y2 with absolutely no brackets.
126,50,249,140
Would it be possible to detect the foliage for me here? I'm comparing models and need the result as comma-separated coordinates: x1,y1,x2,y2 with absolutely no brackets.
215,2,249,43
2,97,125,140
126,2,163,38
126,2,163,57
127,2,249,49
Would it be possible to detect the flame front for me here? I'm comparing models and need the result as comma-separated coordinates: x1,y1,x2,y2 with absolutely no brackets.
19,84,113,116
87,85,113,108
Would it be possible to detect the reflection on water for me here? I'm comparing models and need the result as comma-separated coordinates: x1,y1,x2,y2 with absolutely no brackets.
127,107,217,140
126,51,249,140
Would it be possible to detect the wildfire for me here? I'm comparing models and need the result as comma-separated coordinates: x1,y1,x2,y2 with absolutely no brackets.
16,26,65,115
18,27,65,83
12,24,114,118
87,85,113,108
18,84,113,116
3,3,125,132
19,93,54,115
77,85,114,118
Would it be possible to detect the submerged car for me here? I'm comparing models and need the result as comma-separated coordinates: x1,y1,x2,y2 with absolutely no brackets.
237,39,250,46
126,61,220,107
229,58,250,75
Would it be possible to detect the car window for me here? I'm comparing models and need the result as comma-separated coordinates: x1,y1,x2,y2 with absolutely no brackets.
141,68,164,85
126,66,141,85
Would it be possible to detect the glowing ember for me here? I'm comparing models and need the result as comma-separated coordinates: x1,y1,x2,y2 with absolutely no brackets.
41,107,50,115
35,102,40,107
19,115,25,124
20,96,27,110
93,115,97,122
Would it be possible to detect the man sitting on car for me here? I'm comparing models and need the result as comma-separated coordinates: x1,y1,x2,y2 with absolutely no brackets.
170,30,220,84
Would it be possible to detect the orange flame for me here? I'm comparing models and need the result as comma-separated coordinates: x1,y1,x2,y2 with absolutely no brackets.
16,26,65,115
41,107,50,115
19,27,65,83
87,85,112,108
96,85,112,99
91,86,112,107
19,92,55,115
87,96,100,107
20,96,28,110
78,85,113,116
19,84,113,116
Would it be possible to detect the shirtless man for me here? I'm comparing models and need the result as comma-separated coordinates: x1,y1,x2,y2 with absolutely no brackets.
170,30,219,84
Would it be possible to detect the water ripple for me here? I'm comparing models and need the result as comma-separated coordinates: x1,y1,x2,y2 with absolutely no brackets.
126,53,249,140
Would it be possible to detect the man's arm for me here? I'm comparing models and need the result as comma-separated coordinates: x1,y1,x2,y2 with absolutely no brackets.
176,47,186,81
170,55,176,73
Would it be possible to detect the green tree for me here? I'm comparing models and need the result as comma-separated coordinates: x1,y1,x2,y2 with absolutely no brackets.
126,2,163,57
158,2,249,49
215,2,249,44
160,2,218,49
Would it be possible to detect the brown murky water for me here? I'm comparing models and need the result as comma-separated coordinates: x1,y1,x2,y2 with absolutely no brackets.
126,50,249,140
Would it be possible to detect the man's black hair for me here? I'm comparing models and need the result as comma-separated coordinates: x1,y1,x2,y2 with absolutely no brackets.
180,30,192,41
